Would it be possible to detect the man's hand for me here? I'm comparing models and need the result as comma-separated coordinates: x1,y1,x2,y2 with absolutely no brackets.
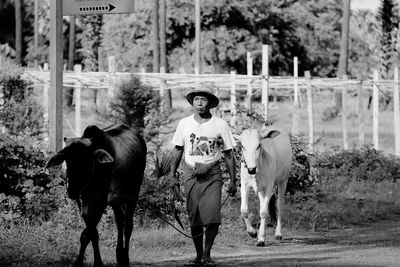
227,182,237,197
170,172,183,201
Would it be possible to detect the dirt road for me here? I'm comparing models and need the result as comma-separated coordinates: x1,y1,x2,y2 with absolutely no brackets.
151,215,400,267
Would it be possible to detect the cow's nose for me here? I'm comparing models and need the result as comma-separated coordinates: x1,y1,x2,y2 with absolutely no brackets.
248,167,256,175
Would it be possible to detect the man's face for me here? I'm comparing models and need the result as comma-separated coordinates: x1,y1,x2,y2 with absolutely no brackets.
193,95,210,114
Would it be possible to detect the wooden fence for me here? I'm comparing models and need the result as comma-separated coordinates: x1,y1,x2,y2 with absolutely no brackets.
21,64,400,156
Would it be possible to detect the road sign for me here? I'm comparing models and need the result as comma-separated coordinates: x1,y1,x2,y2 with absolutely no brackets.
63,0,136,15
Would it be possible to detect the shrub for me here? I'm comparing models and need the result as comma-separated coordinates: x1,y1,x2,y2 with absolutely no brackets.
0,134,62,223
0,57,45,138
109,75,160,131
285,145,400,230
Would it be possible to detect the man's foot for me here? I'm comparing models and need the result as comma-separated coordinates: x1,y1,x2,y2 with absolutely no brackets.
202,258,217,267
183,258,202,266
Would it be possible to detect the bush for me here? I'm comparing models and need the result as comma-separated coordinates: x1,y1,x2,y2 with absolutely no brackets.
0,134,62,223
0,57,45,138
109,75,160,131
318,145,400,182
285,146,400,230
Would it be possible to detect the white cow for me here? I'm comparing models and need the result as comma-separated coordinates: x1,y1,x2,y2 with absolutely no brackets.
237,126,292,246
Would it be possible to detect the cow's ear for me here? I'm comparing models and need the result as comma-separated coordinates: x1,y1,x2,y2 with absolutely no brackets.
94,149,114,164
262,130,280,139
45,152,66,168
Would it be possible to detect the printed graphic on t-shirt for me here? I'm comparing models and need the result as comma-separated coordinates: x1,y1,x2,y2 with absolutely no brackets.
189,133,223,156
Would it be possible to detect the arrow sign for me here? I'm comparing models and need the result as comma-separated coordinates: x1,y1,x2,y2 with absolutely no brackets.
63,0,136,16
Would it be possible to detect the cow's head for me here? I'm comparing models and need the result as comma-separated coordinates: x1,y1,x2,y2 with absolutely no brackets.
45,137,114,199
237,128,281,175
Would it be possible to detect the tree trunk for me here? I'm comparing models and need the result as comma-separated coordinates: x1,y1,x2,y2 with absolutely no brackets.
335,0,351,110
68,16,75,71
160,0,172,110
152,0,160,73
66,16,76,107
15,0,22,65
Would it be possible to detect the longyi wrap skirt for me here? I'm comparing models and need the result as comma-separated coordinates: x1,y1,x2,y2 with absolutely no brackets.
182,162,222,227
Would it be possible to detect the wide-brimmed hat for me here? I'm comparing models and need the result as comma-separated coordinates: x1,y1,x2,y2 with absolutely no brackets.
186,87,219,108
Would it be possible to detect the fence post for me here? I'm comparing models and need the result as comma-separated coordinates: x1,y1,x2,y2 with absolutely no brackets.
342,75,348,150
160,66,166,112
43,63,49,127
373,69,379,150
292,56,299,135
246,52,253,113
230,70,237,126
394,66,400,156
108,56,116,102
305,71,314,152
72,64,82,137
261,44,269,118
358,78,364,147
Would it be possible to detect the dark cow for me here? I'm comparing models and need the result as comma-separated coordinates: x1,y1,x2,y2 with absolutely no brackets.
45,124,146,267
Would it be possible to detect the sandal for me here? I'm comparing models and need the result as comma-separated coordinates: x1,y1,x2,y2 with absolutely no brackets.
202,258,217,267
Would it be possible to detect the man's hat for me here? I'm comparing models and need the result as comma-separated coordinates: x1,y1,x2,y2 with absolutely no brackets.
186,87,219,108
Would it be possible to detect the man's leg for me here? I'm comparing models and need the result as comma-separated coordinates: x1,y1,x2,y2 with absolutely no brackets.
190,226,204,261
203,223,219,261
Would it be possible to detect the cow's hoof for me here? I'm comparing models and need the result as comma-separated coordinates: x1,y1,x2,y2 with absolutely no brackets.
256,241,265,247
275,235,282,241
248,231,257,238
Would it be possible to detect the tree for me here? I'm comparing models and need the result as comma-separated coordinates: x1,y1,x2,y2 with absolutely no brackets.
14,0,22,65
152,0,160,73
334,0,351,110
68,16,75,70
377,0,399,79
160,0,172,110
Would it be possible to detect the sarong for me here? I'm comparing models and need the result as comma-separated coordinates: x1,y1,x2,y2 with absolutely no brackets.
182,161,222,227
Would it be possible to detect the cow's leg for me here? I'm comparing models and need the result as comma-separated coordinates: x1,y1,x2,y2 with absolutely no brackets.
257,187,273,247
275,178,288,241
76,204,104,267
240,168,257,238
113,203,129,267
74,228,90,267
123,203,135,267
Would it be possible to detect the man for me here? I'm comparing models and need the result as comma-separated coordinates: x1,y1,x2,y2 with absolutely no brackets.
168,87,237,266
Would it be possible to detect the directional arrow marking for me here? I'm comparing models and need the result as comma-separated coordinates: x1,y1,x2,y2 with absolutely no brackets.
79,4,116,13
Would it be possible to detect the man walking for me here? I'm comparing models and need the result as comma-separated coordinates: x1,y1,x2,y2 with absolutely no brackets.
168,87,237,266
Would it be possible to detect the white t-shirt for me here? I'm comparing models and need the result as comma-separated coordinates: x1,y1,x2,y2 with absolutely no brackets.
172,114,236,167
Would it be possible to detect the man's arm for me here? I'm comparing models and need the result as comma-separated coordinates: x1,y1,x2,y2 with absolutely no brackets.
223,149,237,196
169,145,184,182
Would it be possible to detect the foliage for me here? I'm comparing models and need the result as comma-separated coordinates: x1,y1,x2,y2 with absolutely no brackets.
321,105,340,121
285,145,400,230
109,75,160,131
0,133,64,224
0,57,45,137
318,145,400,182
377,0,399,80
102,11,153,72
79,14,103,71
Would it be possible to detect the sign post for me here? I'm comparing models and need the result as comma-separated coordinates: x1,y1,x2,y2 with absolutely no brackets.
49,0,63,152
49,0,137,152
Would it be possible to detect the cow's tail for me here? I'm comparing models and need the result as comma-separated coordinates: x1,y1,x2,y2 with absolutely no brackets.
268,193,277,227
